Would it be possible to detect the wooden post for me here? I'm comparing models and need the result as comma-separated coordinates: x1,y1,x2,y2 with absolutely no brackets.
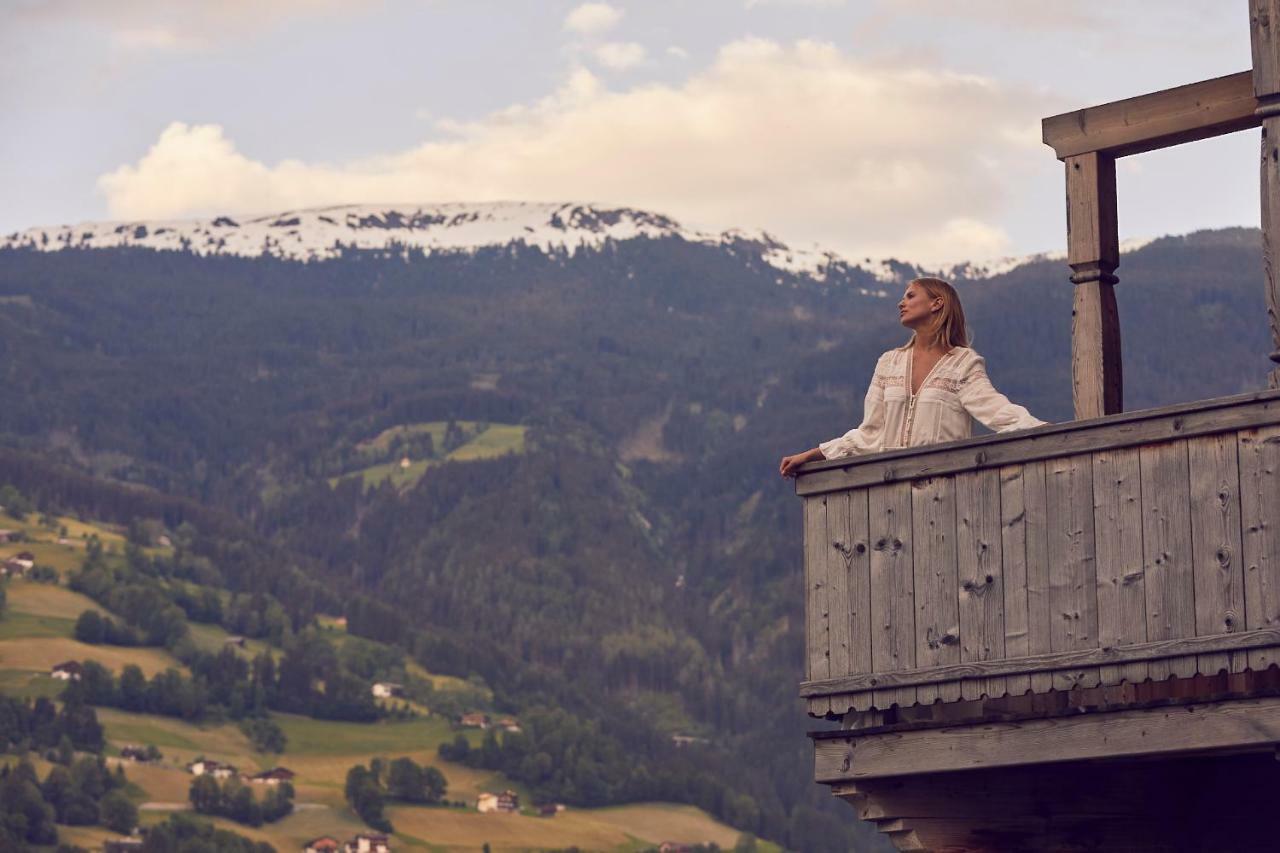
1252,0,1280,386
1065,151,1122,419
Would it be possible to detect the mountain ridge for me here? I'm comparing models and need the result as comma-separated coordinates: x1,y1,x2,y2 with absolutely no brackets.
0,200,1156,287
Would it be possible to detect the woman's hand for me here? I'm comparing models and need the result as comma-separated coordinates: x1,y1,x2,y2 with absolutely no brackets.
779,448,823,478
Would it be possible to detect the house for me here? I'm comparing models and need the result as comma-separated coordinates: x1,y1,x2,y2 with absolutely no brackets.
497,716,521,733
0,529,17,542
476,790,518,814
371,681,404,699
2,558,31,577
538,803,559,817
14,551,34,561
250,767,296,785
224,636,247,648
670,734,708,748
50,661,82,681
658,844,693,853
343,834,391,853
157,534,173,547
120,745,156,763
459,712,490,729
187,758,237,779
302,836,342,853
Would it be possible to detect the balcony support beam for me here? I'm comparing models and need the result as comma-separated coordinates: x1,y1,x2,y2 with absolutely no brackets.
814,694,1280,782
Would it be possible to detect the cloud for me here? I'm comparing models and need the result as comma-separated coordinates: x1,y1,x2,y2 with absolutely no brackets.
563,3,623,35
593,42,646,70
97,38,1062,264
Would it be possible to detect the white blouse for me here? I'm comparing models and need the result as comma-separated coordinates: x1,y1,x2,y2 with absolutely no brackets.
819,346,1046,459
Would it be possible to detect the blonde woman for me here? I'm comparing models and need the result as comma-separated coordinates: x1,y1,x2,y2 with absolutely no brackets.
780,277,1045,477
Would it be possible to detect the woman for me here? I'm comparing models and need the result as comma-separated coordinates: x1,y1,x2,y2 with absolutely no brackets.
779,277,1045,477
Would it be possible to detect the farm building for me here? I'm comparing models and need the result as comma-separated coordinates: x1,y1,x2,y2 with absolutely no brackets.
186,758,237,779
370,681,404,698
49,661,82,681
302,837,341,853
249,766,295,785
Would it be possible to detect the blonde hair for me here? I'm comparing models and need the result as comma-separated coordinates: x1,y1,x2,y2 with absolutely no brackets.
901,277,970,350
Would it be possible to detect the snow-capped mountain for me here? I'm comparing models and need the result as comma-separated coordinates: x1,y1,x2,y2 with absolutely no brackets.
1,201,1149,286
1,201,903,285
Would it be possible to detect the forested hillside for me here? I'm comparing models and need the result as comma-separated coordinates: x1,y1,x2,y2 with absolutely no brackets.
0,223,1268,850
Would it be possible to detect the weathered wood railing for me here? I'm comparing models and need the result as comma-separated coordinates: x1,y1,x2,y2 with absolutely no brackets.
795,390,1280,717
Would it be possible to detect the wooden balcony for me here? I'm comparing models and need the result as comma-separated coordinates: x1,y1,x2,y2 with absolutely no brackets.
794,391,1280,849
796,389,1280,720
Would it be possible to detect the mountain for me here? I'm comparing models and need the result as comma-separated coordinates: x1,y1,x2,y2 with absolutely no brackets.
0,208,1269,851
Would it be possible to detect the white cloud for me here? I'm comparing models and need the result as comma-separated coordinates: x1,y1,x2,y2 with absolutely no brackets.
97,38,1062,264
666,46,689,59
594,42,646,70
563,3,623,35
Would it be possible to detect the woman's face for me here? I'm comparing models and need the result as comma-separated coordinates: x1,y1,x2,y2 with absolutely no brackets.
898,283,941,329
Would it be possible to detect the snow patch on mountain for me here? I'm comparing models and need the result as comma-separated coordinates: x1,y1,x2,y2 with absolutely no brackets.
0,202,1153,286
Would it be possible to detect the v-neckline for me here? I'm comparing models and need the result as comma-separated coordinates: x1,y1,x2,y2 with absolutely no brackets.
907,346,949,397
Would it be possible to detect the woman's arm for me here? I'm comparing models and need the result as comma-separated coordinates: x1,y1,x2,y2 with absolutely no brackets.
957,355,1046,432
779,355,889,478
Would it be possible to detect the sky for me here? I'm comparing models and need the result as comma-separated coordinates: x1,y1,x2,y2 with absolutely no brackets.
0,0,1260,265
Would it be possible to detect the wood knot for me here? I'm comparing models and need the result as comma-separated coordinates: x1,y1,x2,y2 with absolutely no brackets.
854,542,867,555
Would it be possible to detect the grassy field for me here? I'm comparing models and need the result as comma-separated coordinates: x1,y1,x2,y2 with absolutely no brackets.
0,508,173,574
332,422,528,491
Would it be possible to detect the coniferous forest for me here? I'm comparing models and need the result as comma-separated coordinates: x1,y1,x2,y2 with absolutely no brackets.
0,226,1268,850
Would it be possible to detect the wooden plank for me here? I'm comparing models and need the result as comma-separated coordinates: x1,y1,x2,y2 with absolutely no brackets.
1187,433,1247,675
1239,426,1280,671
1256,1,1280,387
849,489,873,679
868,482,916,710
825,491,853,683
955,469,1004,700
1023,461,1053,694
911,477,960,704
800,628,1280,696
1140,441,1197,681
1045,454,1098,690
1041,70,1256,159
795,391,1280,496
814,695,1280,782
804,496,830,715
999,465,1031,697
1091,447,1147,686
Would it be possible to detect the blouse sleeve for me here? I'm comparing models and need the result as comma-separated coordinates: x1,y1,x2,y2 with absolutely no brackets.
957,355,1046,433
818,354,888,459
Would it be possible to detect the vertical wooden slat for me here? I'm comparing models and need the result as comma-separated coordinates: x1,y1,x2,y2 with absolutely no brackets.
849,489,874,679
1140,441,1197,681
1000,465,1031,697
869,482,916,709
1187,434,1247,675
1046,454,1099,690
1092,447,1148,686
1239,426,1280,671
825,491,853,683
1023,460,1054,694
805,496,831,716
956,469,1005,700
912,477,960,704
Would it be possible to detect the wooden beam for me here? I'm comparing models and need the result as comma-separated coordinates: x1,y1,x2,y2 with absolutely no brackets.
798,627,1280,697
1042,71,1257,159
1252,1,1280,385
813,695,1280,781
794,389,1280,496
1066,151,1122,419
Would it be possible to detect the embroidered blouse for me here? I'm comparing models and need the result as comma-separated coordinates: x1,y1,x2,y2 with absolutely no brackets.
818,346,1045,459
